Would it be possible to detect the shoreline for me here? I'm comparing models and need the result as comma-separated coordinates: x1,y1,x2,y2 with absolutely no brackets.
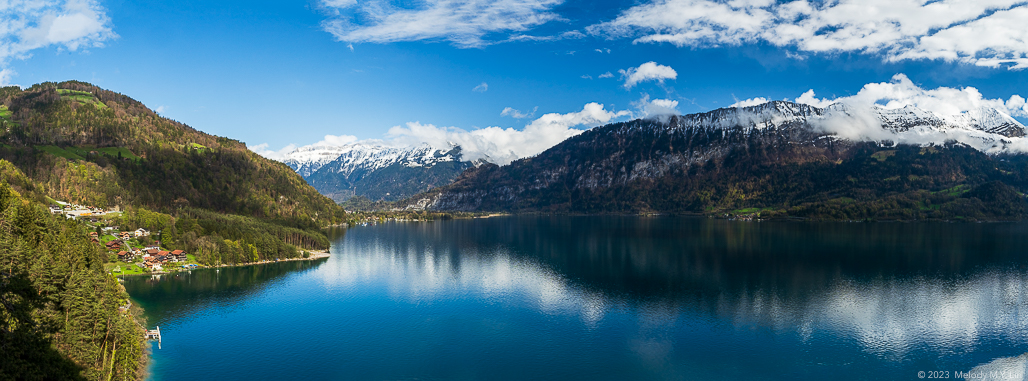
116,249,331,277
213,249,331,269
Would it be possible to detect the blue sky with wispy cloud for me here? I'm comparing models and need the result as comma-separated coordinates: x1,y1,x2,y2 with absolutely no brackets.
5,0,1028,160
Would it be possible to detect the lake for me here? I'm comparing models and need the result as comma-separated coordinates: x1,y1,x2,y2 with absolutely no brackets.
125,216,1028,380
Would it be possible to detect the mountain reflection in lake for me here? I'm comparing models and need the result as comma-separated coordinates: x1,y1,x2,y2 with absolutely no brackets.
129,217,1028,381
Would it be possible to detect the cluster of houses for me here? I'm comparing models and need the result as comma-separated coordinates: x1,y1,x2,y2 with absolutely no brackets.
132,249,188,271
89,228,189,271
50,202,116,221
89,228,150,245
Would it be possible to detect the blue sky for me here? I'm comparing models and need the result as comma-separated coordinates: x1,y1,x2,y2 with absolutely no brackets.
4,0,1028,161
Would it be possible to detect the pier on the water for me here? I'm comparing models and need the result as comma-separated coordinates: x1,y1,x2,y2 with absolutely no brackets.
146,326,162,349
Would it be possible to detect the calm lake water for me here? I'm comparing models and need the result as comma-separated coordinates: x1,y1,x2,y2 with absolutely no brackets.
125,216,1028,380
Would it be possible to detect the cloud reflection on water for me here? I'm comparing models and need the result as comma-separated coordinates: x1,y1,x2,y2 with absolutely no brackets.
317,218,1028,360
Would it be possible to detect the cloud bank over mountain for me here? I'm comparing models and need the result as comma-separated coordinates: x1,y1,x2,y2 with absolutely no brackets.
256,75,1028,163
254,102,631,165
732,74,1028,120
729,74,1028,153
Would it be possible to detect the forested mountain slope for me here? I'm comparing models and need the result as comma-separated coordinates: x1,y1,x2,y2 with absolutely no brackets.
0,80,355,379
0,81,343,225
0,182,147,380
402,101,1028,221
0,81,344,263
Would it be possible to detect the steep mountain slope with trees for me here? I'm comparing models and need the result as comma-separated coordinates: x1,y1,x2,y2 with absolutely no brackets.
0,80,355,380
0,81,345,264
403,102,1028,221
0,181,147,380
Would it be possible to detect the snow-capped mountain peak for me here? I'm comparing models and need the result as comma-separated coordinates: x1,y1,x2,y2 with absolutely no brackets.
281,145,354,177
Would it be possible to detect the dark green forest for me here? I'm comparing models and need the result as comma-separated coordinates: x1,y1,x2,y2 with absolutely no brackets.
0,182,147,380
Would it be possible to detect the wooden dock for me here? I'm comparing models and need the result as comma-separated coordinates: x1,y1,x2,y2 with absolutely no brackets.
146,326,162,349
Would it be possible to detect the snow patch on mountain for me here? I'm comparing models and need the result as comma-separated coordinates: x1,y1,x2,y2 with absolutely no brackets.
318,143,463,177
282,100,1028,186
281,145,355,177
280,142,467,181
639,100,1027,155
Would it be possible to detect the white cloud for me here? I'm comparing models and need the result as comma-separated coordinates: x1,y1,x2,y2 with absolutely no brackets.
315,134,360,146
473,82,488,92
155,105,166,113
730,97,770,108
595,48,611,54
0,0,115,84
580,74,592,79
251,134,359,161
256,103,632,165
598,71,614,78
507,30,585,42
795,74,1028,118
387,103,631,164
587,0,1028,69
319,0,564,48
501,106,537,119
781,74,1028,152
633,94,680,118
0,69,14,85
250,143,298,161
793,90,835,108
618,61,677,89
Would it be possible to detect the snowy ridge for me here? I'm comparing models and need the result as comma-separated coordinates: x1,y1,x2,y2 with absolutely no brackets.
283,101,1026,183
280,142,465,180
670,101,824,131
281,145,354,177
638,100,1026,141
319,143,462,177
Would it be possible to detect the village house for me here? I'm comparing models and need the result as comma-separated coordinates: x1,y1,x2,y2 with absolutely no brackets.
144,260,162,272
105,240,124,251
119,231,133,240
135,228,150,237
170,250,188,262
117,251,133,262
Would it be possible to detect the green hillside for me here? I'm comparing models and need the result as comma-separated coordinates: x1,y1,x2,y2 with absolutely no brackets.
0,81,346,263
0,80,355,380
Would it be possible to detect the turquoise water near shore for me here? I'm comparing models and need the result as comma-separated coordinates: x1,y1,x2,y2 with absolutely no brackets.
125,216,1028,380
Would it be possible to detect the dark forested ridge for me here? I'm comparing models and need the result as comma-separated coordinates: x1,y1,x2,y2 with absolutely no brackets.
403,112,1028,221
0,81,345,264
0,81,343,225
0,182,147,380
